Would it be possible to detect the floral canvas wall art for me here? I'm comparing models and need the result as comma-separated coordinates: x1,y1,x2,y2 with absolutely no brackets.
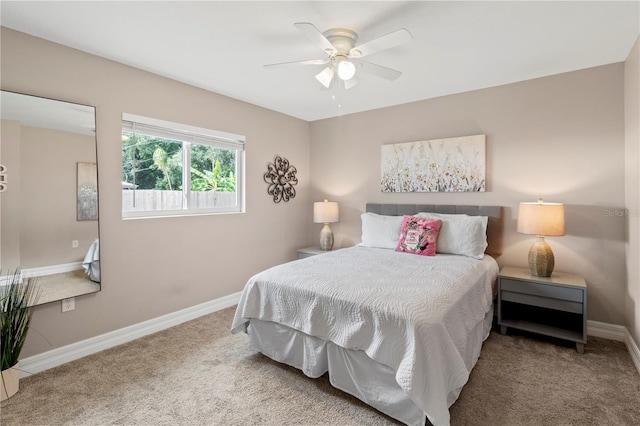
77,162,98,220
381,135,486,193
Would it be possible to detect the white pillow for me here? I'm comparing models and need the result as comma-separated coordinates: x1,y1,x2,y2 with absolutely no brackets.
416,213,488,259
359,212,404,249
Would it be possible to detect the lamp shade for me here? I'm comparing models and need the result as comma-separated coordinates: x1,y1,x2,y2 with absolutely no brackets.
517,199,565,236
313,200,339,223
315,67,334,89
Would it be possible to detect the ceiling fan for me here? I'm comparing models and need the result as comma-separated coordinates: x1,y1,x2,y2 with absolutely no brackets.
265,22,412,90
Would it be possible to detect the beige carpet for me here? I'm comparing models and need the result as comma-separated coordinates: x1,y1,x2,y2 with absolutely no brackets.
1,306,639,425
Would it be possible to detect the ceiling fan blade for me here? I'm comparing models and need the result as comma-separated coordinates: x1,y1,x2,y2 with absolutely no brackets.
315,66,335,88
264,59,329,69
294,22,337,55
358,60,402,81
349,28,412,58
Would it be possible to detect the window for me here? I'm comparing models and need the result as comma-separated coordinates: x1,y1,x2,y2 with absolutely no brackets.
121,113,244,218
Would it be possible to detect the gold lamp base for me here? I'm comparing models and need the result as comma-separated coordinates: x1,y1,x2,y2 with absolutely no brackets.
528,236,555,277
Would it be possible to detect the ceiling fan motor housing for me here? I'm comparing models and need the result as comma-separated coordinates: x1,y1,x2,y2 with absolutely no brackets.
323,28,358,55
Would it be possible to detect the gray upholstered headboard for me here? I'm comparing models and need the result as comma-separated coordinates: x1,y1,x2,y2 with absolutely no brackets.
366,203,504,257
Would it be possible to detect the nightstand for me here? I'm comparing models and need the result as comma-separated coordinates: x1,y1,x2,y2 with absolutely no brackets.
297,247,331,259
497,266,587,353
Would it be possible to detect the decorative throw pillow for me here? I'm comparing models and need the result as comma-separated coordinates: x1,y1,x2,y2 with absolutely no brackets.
359,213,405,249
395,216,442,256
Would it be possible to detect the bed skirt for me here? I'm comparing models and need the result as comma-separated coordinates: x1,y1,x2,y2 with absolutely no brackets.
246,305,494,426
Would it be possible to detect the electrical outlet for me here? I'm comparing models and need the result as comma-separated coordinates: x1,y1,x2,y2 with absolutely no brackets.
62,297,75,312
72,240,79,248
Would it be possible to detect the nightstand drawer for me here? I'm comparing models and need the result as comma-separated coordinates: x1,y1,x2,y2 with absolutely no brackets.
500,278,583,302
501,290,583,314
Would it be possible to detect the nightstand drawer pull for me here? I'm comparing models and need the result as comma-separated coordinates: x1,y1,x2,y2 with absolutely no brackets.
502,291,583,314
501,279,583,302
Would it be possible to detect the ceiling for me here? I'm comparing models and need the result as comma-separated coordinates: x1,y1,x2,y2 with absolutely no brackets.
1,1,638,122
1,90,96,136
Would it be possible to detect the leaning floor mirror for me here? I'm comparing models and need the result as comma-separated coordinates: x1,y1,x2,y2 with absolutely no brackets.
0,90,101,305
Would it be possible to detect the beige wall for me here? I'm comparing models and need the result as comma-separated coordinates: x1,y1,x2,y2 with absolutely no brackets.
18,126,98,268
0,120,22,270
625,35,640,345
310,63,627,325
1,28,311,357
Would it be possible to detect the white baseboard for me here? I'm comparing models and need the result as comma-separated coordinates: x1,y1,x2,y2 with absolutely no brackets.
624,328,640,375
22,262,83,277
19,291,242,378
2,263,82,286
588,320,640,375
587,320,626,341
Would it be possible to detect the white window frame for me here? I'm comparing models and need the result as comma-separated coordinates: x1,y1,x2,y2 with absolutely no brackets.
122,113,245,219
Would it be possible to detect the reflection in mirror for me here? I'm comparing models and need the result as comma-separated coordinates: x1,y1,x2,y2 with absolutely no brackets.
0,90,100,305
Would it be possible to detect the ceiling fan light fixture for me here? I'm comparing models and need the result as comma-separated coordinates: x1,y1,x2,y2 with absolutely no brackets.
315,67,334,88
337,58,356,81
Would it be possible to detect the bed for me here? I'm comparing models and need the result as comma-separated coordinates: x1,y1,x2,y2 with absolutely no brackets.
231,204,503,426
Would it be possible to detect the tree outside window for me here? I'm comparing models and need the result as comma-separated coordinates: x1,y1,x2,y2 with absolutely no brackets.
122,114,244,217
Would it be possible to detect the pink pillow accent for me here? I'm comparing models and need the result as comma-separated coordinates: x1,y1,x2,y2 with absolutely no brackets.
395,216,442,256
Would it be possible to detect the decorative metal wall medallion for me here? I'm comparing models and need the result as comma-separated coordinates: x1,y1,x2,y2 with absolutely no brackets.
0,164,6,192
264,155,298,203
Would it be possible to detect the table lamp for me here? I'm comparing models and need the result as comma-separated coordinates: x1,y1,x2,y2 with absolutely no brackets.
313,200,339,251
517,198,565,277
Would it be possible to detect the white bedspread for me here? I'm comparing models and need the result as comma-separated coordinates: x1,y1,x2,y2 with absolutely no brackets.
231,246,498,425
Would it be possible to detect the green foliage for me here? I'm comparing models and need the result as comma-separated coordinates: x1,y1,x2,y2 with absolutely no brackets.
122,131,236,193
122,133,182,190
152,147,178,191
191,160,236,192
1,270,40,370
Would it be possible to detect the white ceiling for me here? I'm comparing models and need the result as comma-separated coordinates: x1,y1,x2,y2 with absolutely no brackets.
1,90,96,136
1,1,639,122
